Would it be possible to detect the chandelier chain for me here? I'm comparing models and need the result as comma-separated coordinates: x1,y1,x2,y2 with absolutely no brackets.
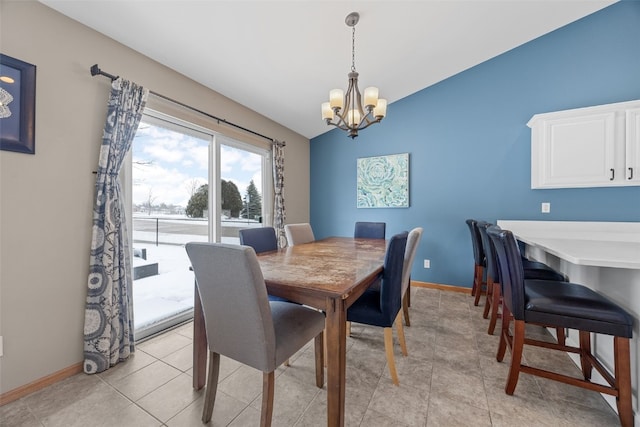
351,25,356,72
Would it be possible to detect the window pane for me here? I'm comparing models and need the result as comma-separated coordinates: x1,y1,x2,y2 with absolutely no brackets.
220,143,265,243
131,119,209,340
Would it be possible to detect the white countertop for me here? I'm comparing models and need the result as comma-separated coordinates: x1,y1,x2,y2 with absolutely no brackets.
497,220,640,270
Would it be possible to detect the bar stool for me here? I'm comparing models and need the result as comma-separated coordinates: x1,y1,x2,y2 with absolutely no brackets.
477,221,566,337
487,225,634,427
465,219,486,306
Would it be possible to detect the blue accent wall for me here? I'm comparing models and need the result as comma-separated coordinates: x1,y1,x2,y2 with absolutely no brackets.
310,1,640,288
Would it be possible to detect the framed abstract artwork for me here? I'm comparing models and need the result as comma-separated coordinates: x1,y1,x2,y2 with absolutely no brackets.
0,54,36,154
357,152,409,208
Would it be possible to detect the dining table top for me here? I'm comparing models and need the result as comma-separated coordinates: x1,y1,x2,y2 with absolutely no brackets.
257,236,387,306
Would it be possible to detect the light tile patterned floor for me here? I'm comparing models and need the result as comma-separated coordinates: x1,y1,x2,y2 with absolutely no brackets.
1,288,622,426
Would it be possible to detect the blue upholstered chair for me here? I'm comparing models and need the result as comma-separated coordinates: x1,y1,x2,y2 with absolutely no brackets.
477,221,566,337
239,226,278,254
347,231,408,386
354,221,386,239
486,226,633,427
465,219,486,306
284,223,315,246
239,227,290,304
185,243,325,425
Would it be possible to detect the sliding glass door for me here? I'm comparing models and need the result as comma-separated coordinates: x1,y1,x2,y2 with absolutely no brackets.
125,110,270,340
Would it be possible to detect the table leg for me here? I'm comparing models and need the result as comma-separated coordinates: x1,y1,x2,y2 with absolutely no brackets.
325,297,347,427
193,283,207,390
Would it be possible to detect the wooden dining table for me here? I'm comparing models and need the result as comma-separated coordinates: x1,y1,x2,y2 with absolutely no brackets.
192,236,387,427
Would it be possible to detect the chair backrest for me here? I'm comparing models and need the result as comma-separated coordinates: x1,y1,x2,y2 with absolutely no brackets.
401,227,423,296
379,231,409,324
285,223,315,246
465,219,485,266
486,226,526,320
354,221,386,239
477,221,499,283
239,227,278,254
185,242,276,372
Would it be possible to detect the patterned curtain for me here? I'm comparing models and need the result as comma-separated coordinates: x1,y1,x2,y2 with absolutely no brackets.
272,140,287,248
83,79,148,374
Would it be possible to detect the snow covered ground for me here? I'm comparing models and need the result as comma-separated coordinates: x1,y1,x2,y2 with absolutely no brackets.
130,216,261,339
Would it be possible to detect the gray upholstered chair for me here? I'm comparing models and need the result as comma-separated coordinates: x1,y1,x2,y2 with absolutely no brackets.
185,242,325,426
401,227,423,327
284,223,315,246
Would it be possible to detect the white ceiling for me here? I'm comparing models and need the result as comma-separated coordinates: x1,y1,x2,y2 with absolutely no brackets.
40,0,616,140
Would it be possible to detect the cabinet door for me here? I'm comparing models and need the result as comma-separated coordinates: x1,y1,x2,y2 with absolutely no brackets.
536,113,615,188
626,108,640,183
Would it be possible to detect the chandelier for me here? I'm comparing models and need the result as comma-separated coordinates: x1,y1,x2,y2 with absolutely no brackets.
321,12,387,139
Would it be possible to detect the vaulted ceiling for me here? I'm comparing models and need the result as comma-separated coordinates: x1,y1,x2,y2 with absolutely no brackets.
40,0,616,139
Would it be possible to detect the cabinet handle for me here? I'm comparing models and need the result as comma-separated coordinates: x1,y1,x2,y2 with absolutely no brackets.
610,168,615,180
629,167,634,180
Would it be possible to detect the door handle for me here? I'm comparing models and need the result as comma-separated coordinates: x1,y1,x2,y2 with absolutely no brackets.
628,167,634,180
610,168,615,181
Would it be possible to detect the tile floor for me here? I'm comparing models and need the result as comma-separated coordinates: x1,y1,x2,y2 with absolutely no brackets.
1,287,622,426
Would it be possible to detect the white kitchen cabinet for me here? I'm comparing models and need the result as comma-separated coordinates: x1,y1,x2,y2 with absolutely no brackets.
626,108,640,184
527,99,640,189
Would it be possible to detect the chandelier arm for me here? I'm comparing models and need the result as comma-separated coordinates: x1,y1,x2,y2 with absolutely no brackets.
356,116,382,131
325,119,350,132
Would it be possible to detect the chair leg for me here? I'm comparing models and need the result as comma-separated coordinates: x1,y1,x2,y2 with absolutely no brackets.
402,292,410,327
314,331,324,388
202,351,220,423
260,371,275,427
505,320,525,395
487,281,501,335
482,277,494,319
579,330,592,380
496,300,511,362
383,327,399,386
614,337,633,427
556,327,566,346
471,265,480,296
473,265,484,306
395,313,408,356
322,328,328,368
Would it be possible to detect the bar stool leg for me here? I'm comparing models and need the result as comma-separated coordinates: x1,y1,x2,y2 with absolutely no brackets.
473,265,484,306
614,337,633,427
578,330,592,380
487,281,501,335
482,277,493,319
505,320,525,395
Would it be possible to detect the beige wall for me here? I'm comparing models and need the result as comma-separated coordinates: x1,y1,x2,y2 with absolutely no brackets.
0,0,310,394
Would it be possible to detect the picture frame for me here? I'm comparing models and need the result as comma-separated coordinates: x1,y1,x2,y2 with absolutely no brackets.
0,54,36,154
357,152,409,208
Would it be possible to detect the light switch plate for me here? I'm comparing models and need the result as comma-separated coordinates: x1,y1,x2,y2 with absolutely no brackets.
541,202,551,213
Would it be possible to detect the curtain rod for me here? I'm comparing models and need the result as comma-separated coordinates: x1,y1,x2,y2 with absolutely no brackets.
90,64,284,146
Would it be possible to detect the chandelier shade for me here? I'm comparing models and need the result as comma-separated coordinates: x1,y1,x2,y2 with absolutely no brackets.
321,12,387,139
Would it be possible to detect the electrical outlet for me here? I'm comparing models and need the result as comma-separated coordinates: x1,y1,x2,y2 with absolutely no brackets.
423,259,430,269
541,202,551,213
